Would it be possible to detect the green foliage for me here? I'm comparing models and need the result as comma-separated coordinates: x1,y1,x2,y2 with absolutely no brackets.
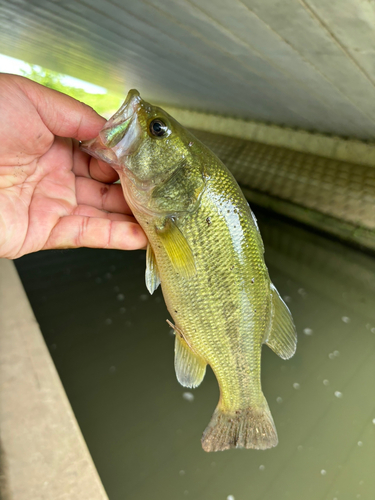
21,65,122,117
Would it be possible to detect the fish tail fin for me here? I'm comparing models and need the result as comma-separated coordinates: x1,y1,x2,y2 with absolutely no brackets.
201,396,278,452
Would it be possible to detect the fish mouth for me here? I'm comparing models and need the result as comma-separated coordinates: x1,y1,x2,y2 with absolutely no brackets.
80,89,143,166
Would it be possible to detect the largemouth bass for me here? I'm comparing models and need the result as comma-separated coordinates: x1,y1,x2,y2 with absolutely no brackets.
81,90,297,452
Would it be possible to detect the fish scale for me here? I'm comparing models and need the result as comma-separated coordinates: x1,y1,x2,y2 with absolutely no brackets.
81,89,297,452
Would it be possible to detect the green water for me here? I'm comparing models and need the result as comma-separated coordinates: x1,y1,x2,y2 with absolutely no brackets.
15,208,375,500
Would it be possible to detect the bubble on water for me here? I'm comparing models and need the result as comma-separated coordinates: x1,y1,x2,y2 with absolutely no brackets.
276,397,283,404
125,320,132,327
183,392,194,402
105,318,112,325
117,293,125,301
293,383,300,390
259,464,265,471
303,328,313,336
179,470,185,476
333,350,340,357
139,294,148,301
323,379,329,386
105,272,112,279
283,296,291,303
372,418,375,424
342,316,350,323
321,469,327,475
227,496,235,500
211,461,216,467
297,445,303,451
169,329,175,337
357,441,363,447
359,480,364,485
298,288,306,297
113,285,120,292
334,391,343,398
95,277,102,284
356,494,361,498
328,353,335,360
119,307,126,314
371,328,375,334
109,366,116,373
184,491,189,497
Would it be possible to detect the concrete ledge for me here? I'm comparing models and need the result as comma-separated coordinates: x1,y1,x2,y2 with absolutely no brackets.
0,259,108,500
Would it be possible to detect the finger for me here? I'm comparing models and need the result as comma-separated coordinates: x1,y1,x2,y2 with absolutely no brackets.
75,177,131,214
44,215,147,251
13,75,106,140
73,204,135,221
72,142,119,183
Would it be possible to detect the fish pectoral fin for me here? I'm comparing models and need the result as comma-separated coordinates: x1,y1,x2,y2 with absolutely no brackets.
156,218,196,279
145,243,161,294
264,283,297,360
167,320,206,388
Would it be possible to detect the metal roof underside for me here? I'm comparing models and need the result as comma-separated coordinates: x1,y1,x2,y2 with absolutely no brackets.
2,0,375,139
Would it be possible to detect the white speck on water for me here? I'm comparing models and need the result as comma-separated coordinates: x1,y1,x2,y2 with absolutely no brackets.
357,441,363,447
139,294,148,301
323,379,329,386
179,470,185,476
259,465,265,471
276,397,283,404
293,383,300,390
372,418,375,424
119,307,126,314
117,293,125,301
109,366,116,373
283,295,291,303
183,392,194,402
303,328,313,335
227,496,235,500
105,318,112,325
371,328,375,334
298,288,306,296
95,277,102,284
333,350,340,357
334,391,343,398
321,469,327,475
342,316,350,323
329,353,335,359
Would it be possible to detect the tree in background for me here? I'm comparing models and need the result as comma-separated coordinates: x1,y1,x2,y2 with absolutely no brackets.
21,65,122,117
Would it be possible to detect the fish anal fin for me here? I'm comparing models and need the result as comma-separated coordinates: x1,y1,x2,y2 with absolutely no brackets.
167,319,206,388
145,243,160,294
265,283,297,360
156,218,196,279
201,395,278,452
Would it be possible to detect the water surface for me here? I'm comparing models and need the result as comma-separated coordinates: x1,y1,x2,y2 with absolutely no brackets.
16,208,375,500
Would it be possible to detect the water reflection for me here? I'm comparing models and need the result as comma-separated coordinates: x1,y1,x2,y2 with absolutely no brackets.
15,207,375,500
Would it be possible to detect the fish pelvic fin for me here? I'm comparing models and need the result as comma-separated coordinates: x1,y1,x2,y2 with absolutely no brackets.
201,396,278,452
145,243,161,294
167,320,206,388
264,283,297,360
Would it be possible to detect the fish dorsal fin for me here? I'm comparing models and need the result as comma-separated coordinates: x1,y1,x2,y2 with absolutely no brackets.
145,243,161,295
156,218,196,279
264,284,297,360
167,320,206,388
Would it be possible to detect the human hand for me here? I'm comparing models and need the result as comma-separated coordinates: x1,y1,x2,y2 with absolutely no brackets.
0,74,147,259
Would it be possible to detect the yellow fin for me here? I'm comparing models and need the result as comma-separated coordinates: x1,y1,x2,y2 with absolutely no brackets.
264,283,297,360
167,320,206,388
156,218,196,279
145,243,160,295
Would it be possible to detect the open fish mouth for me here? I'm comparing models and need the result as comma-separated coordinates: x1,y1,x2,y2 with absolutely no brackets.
80,89,143,166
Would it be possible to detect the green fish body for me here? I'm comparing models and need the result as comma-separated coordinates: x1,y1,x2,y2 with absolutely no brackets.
81,90,297,451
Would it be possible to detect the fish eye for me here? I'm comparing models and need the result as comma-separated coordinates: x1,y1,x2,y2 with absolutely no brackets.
149,118,168,137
